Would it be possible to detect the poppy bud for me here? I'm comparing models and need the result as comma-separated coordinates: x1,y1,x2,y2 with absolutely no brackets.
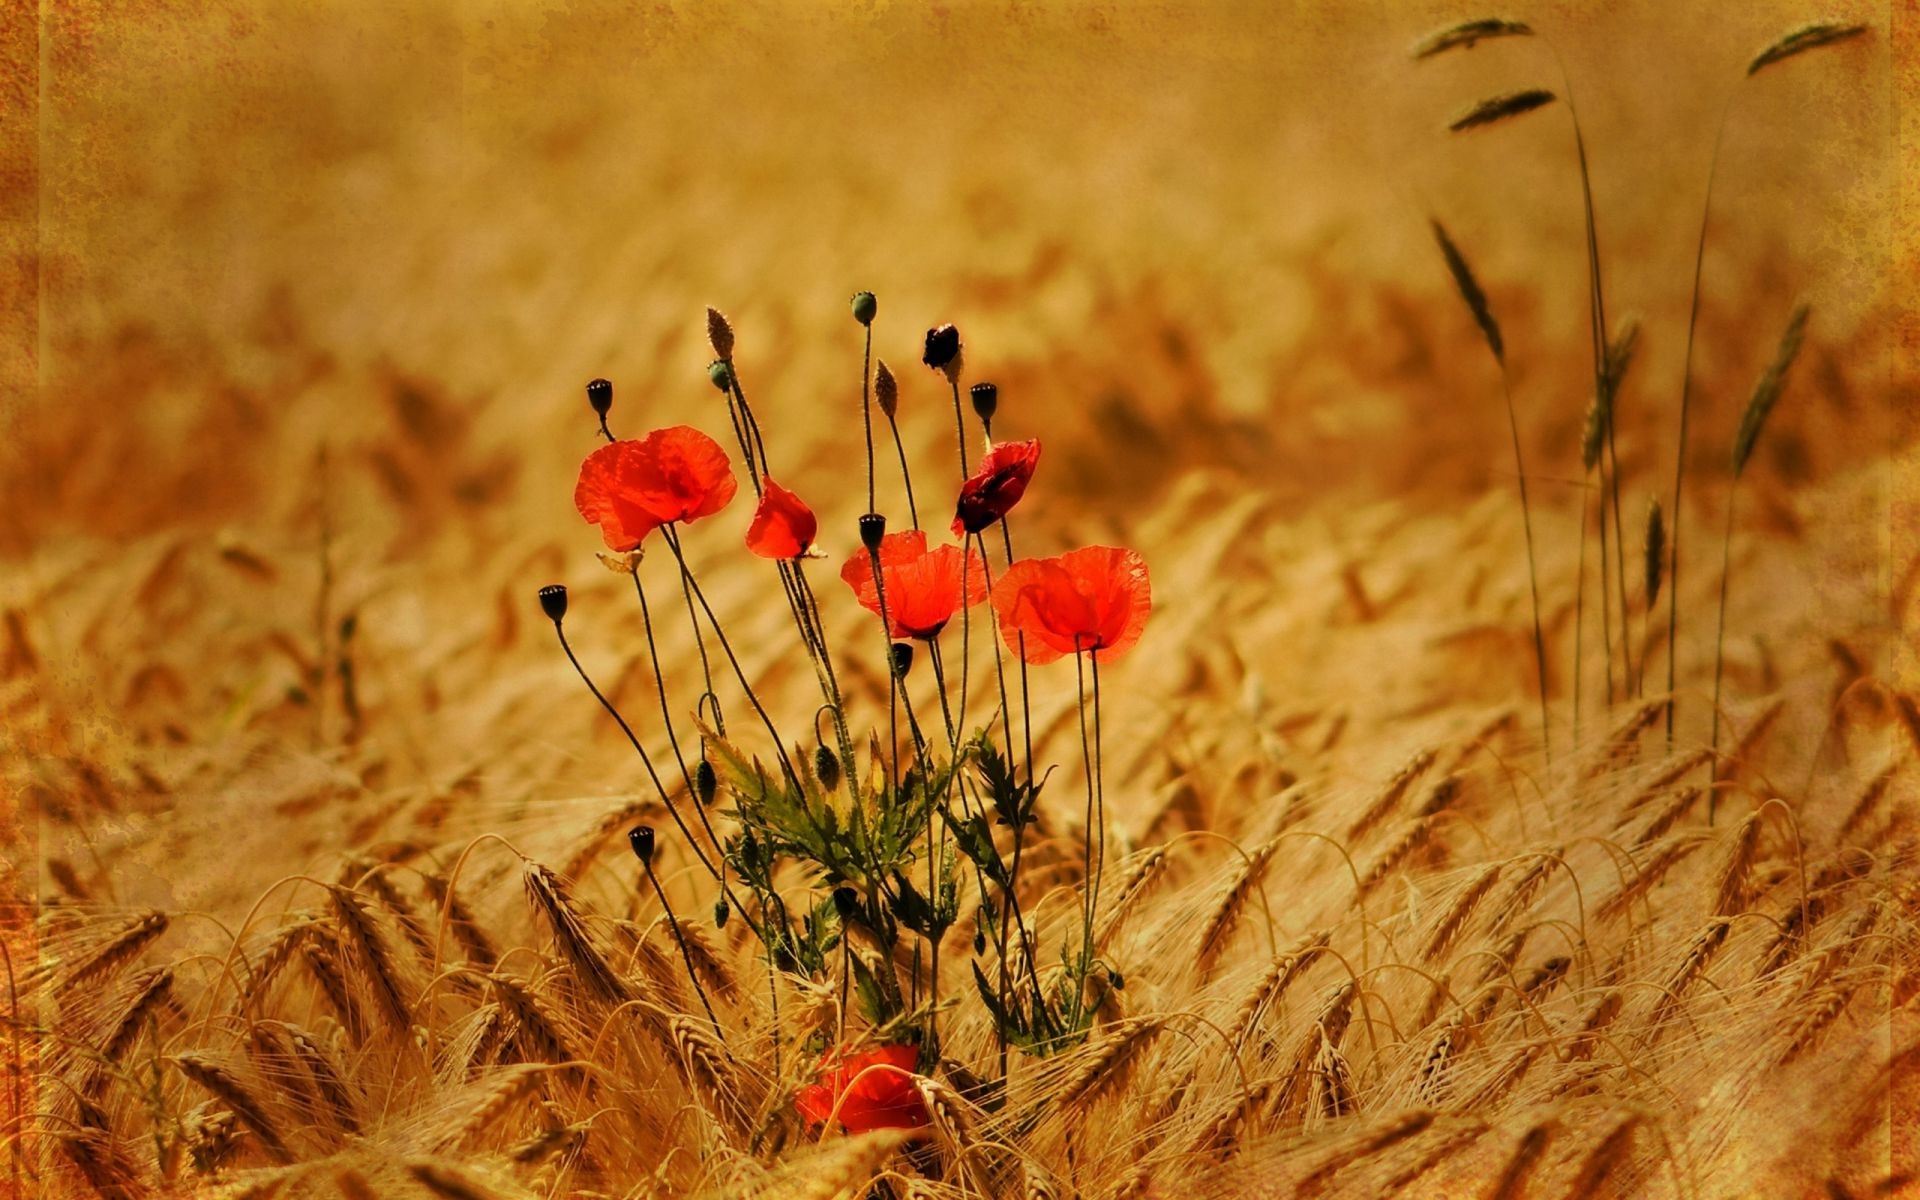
969,381,998,429
814,744,842,791
537,584,568,623
714,897,730,928
586,378,613,419
859,512,887,554
707,359,735,393
851,291,877,327
973,927,986,955
706,306,735,359
874,360,898,419
922,324,962,376
628,825,655,865
890,642,914,679
695,759,718,806
833,886,859,921
1109,968,1125,991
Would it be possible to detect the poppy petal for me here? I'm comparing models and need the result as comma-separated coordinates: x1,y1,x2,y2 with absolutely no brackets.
746,475,818,560
951,439,1042,538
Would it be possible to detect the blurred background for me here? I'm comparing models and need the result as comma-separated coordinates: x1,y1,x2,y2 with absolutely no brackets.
3,1,1906,920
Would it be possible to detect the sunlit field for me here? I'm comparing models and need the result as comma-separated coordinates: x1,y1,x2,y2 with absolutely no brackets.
3,2,1914,1197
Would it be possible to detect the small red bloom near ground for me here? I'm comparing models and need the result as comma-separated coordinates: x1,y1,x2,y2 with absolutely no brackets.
952,438,1041,537
994,545,1152,665
840,530,988,640
795,1043,929,1133
574,426,738,550
745,475,818,559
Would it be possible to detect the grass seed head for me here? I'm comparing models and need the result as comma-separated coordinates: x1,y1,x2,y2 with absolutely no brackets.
1412,18,1533,60
1749,22,1868,75
1448,88,1556,133
1734,303,1811,475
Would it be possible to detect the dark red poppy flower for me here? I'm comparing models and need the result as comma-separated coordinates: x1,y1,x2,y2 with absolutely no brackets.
951,439,1041,538
993,546,1152,665
574,426,738,550
922,324,961,372
795,1043,928,1133
745,475,818,560
840,530,987,641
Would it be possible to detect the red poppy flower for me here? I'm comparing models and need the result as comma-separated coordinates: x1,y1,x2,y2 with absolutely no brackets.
574,426,738,550
840,531,988,641
795,1043,928,1133
952,439,1041,538
993,546,1152,665
745,475,818,560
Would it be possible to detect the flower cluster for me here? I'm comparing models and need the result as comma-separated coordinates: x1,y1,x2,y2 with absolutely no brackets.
544,299,1152,1132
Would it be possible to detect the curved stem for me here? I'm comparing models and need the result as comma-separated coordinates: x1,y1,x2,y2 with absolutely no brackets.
1669,92,1739,743
885,411,920,531
861,326,875,513
1708,480,1740,820
642,859,726,1048
549,618,721,886
661,525,799,790
1498,367,1554,765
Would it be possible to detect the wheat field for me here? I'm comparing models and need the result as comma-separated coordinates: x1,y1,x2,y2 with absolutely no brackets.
3,2,1916,1197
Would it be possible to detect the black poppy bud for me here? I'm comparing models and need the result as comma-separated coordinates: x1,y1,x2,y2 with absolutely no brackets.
628,825,655,865
1109,968,1125,991
922,324,961,373
851,291,877,326
695,759,718,806
707,359,734,394
969,381,998,429
537,584,568,623
973,927,986,955
586,377,613,418
706,306,735,359
874,360,898,419
713,897,730,928
859,512,887,554
832,886,859,921
814,744,842,791
890,642,915,679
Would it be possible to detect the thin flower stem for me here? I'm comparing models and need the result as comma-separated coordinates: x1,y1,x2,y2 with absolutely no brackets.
926,638,959,751
793,563,857,773
862,326,875,513
642,857,727,1047
1708,481,1739,819
1073,641,1097,1027
1498,368,1554,765
885,410,920,530
547,619,721,887
667,530,723,737
1573,484,1590,749
897,665,939,1052
864,554,902,791
1598,475,1616,705
728,373,774,484
661,525,800,789
1670,94,1738,743
1090,650,1107,966
998,518,1035,773
630,565,694,797
949,379,971,478
721,392,760,494
974,534,1015,763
